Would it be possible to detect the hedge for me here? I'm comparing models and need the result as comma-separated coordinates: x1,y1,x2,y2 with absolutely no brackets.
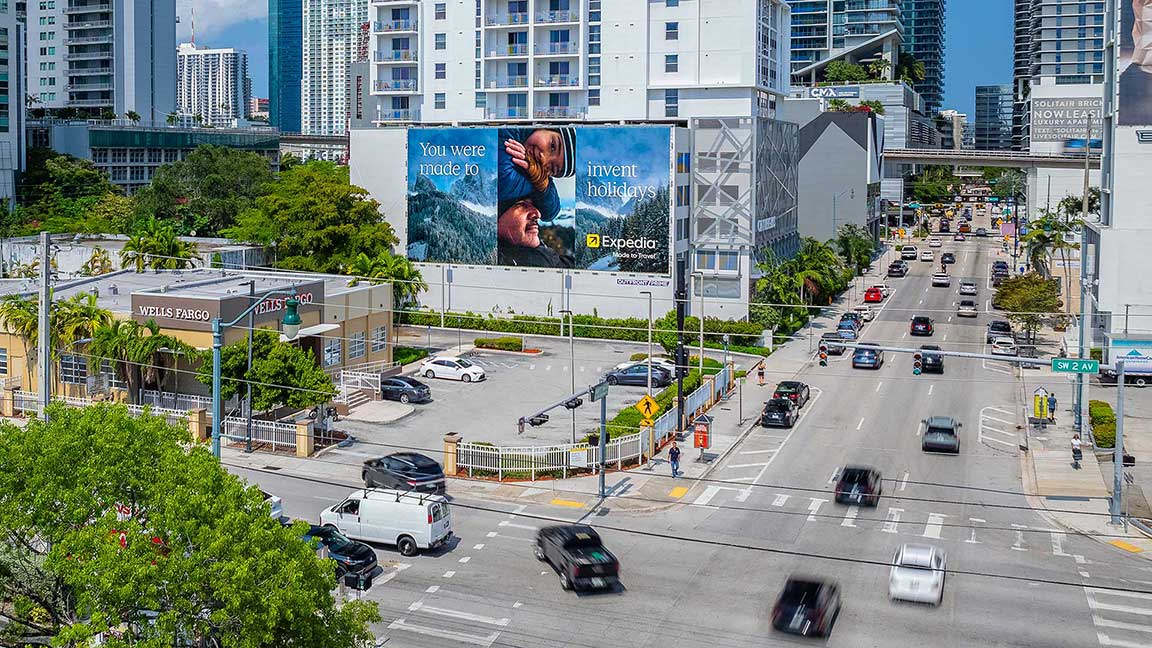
597,370,705,442
474,336,523,352
1089,399,1115,425
1089,399,1117,448
393,346,429,367
1090,347,1103,362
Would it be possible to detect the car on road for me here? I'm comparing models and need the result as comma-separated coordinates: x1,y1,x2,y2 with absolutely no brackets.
870,283,892,298
772,577,841,638
939,220,950,233
889,544,947,605
920,250,935,262
840,312,864,330
986,320,1013,343
852,343,884,369
761,398,799,428
534,525,619,592
604,363,672,387
853,305,875,322
901,245,918,260
419,356,486,382
992,272,1007,287
921,416,961,454
990,336,1018,356
820,332,847,355
380,376,432,404
957,300,979,317
303,525,379,578
941,252,956,265
919,344,944,374
910,316,934,336
259,489,284,521
953,232,966,241
773,381,811,407
928,237,942,248
958,222,972,233
613,357,678,375
887,261,909,278
836,324,859,341
834,466,882,507
864,287,884,303
319,489,452,557
992,260,1009,273
975,227,989,237
959,280,978,296
931,273,951,287
362,452,447,494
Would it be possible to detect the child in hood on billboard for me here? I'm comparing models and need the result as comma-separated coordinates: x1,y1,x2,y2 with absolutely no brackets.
498,127,576,224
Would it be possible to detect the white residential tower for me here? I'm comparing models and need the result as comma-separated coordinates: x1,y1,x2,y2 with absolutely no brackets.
177,43,251,128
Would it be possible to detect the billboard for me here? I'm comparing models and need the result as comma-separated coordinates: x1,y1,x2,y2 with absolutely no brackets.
1119,0,1152,126
406,125,672,274
1029,97,1103,142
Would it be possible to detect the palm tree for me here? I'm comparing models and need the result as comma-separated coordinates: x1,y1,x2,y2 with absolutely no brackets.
0,295,40,385
80,246,113,277
345,252,385,287
119,220,200,272
896,53,926,85
377,252,429,309
89,318,196,403
120,231,151,272
867,58,892,80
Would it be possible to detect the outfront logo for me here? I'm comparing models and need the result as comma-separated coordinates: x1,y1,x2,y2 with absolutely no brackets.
1137,130,1152,143
586,234,601,248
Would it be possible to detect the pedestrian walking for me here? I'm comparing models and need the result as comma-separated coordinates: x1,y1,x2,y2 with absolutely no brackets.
669,441,681,478
757,364,765,387
1047,393,1058,423
1071,434,1083,470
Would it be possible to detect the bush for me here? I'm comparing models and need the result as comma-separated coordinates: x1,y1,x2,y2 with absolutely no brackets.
474,336,523,352
1094,421,1116,449
1088,399,1115,425
1089,399,1117,448
393,346,428,367
602,370,704,439
1090,347,1103,362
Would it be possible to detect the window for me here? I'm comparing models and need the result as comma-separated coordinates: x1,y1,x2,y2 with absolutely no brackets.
665,54,678,73
665,22,678,40
60,354,86,385
371,326,388,352
475,91,487,108
434,92,446,109
435,33,446,50
676,184,689,206
675,218,689,241
696,251,716,270
666,0,679,5
0,347,7,375
719,251,739,272
588,88,600,106
349,331,366,359
664,89,679,117
435,2,446,19
323,337,341,367
101,360,126,390
435,62,446,79
676,152,691,174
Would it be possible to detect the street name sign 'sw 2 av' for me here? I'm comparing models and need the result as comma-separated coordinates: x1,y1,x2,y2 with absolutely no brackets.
1052,358,1100,374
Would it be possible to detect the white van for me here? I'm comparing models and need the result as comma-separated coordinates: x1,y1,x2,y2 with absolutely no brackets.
319,489,452,557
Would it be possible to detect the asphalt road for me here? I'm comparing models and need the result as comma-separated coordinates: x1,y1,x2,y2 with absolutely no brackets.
229,219,1152,648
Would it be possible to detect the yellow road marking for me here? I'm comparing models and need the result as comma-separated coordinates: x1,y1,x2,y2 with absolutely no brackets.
668,487,689,499
1110,540,1145,553
550,498,585,508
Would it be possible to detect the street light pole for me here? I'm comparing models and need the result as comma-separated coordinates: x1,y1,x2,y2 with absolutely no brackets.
241,280,256,453
640,291,653,395
1111,359,1127,524
1075,117,1093,434
560,309,575,443
37,232,51,418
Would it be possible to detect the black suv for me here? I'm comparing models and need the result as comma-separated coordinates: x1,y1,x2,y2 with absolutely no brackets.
820,332,847,355
302,525,379,578
535,525,619,592
910,316,934,336
772,578,842,637
362,452,446,494
834,466,883,507
919,344,944,373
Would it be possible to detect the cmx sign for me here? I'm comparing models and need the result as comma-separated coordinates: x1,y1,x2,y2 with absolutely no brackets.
808,86,861,99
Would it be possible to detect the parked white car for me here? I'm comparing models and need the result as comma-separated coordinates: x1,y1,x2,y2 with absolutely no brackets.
869,283,892,298
920,250,935,262
990,337,1018,356
889,544,946,605
259,489,284,521
853,305,875,322
928,237,942,248
419,356,486,382
614,357,678,374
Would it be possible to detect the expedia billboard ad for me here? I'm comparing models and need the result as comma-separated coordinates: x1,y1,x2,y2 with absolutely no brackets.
406,125,672,274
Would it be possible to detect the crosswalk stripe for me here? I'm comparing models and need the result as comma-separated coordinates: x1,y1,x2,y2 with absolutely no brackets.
922,513,945,539
1050,531,1068,556
1093,616,1152,634
1097,634,1152,648
693,486,721,507
1089,601,1152,616
841,506,858,528
771,494,790,507
967,518,986,544
882,508,903,534
407,601,511,627
1011,524,1028,551
387,618,500,647
806,498,827,521
1088,588,1152,601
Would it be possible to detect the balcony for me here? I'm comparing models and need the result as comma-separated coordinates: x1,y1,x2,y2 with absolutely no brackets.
373,79,418,91
67,98,113,107
66,19,111,29
64,2,111,13
67,66,112,76
64,50,113,61
486,13,529,27
535,75,579,88
535,106,585,119
485,108,529,120
535,42,579,55
370,0,416,3
535,10,579,23
373,19,417,32
374,49,418,62
69,82,112,91
64,35,112,45
485,43,529,57
486,76,528,89
374,109,417,122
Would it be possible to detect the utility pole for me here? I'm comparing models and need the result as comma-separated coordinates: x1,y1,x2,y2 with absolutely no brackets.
38,232,51,418
1111,359,1126,524
675,277,687,432
242,280,256,453
1075,117,1093,434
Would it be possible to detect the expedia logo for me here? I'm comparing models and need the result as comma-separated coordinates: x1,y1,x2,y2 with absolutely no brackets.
1137,130,1152,143
586,234,601,248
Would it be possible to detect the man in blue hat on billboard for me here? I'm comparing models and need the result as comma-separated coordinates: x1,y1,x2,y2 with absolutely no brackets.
496,196,574,268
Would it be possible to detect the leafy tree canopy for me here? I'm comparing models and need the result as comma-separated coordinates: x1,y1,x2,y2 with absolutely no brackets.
223,161,397,274
195,329,337,411
0,403,379,647
823,61,869,84
993,272,1062,341
15,152,128,235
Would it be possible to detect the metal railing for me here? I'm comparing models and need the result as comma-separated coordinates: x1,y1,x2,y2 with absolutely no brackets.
535,42,580,55
325,358,398,378
375,50,418,62
536,75,579,87
139,390,240,412
13,391,190,426
374,79,418,91
486,13,529,26
373,19,417,31
489,76,529,88
536,10,579,22
534,106,585,119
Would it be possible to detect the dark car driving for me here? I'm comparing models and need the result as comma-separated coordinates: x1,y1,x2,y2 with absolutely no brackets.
772,577,842,637
535,525,619,592
820,332,847,355
834,466,883,507
772,381,811,407
921,416,961,454
303,525,379,577
941,252,956,265
761,398,799,428
362,452,446,494
919,344,944,374
380,376,431,404
887,261,909,277
910,316,934,336
604,363,672,387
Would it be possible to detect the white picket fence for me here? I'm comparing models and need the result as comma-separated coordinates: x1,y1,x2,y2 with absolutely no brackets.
13,391,191,427
456,367,731,481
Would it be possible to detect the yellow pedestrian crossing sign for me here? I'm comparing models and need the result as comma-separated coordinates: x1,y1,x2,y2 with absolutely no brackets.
634,395,660,418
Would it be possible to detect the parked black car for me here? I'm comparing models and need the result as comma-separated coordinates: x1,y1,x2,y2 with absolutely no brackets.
772,577,842,637
534,525,619,592
941,252,956,265
834,466,882,507
772,381,811,407
919,344,944,374
380,376,432,404
303,525,379,578
604,363,672,387
761,398,799,428
362,452,446,494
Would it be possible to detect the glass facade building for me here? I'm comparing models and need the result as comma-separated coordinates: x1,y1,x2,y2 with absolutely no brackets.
974,84,1014,150
269,0,303,133
901,0,946,114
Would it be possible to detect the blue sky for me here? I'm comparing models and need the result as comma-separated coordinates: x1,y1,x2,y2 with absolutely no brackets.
203,0,1014,113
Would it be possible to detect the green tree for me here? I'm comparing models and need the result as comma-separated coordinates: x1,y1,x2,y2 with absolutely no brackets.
834,223,877,274
823,60,868,83
78,246,114,277
278,151,301,170
196,329,336,412
17,154,125,234
866,58,892,80
125,110,141,122
994,272,1062,344
132,145,275,235
896,52,926,85
223,161,398,274
1057,187,1100,220
88,319,196,403
858,100,885,115
119,218,200,271
0,402,380,647
0,294,40,380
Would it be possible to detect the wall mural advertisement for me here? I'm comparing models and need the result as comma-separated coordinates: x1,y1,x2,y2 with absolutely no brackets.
406,125,671,274
1120,0,1152,126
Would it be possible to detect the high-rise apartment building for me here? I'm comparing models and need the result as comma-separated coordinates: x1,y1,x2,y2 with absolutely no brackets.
1012,0,1032,148
786,0,901,83
177,43,251,128
0,6,24,205
24,0,176,121
975,84,1013,150
302,0,365,136
367,0,792,125
900,0,945,114
269,0,302,132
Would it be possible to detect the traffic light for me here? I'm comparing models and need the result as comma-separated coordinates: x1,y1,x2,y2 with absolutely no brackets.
912,351,923,376
563,397,584,410
818,343,829,367
528,414,550,427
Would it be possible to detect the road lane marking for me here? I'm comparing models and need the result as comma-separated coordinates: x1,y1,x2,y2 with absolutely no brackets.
928,384,934,395
875,382,883,392
736,388,825,500
473,544,485,550
386,618,501,647
728,463,771,470
882,508,903,533
899,472,909,490
901,332,907,339
919,299,924,304
550,498,585,508
942,334,948,342
1093,616,1152,635
807,498,827,521
923,513,946,539
1110,540,1146,553
772,494,790,507
459,556,471,563
1050,531,1069,556
739,449,776,455
426,585,440,593
1011,524,1028,551
827,466,841,484
486,531,498,538
967,518,986,543
856,417,865,431
442,571,456,578
498,521,538,531
668,486,689,498
693,485,722,507
407,601,511,627
948,316,952,322
841,506,859,527
1088,601,1152,616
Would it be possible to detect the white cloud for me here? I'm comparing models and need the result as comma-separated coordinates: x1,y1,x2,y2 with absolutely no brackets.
176,0,266,42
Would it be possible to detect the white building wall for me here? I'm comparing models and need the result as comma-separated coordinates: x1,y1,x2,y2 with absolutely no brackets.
303,0,366,137
177,44,250,128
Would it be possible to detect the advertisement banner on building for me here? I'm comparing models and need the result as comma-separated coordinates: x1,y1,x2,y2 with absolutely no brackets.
808,86,860,99
1119,0,1152,126
1029,97,1104,141
406,126,672,274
